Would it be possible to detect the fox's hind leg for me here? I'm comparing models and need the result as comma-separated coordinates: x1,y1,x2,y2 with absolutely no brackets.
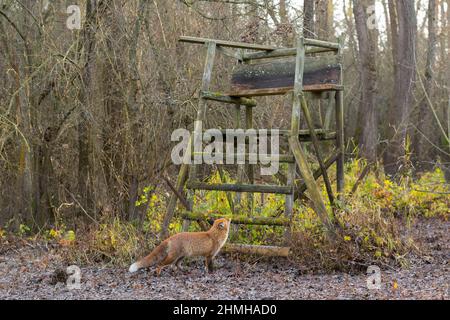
155,254,177,276
155,265,173,276
174,256,184,271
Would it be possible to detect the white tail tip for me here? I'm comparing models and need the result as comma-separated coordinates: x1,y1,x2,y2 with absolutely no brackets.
129,262,139,273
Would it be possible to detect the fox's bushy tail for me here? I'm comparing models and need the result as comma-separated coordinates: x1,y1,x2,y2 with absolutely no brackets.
129,241,169,273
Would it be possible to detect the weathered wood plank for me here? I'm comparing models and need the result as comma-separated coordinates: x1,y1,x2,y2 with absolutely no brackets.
192,153,295,163
200,91,257,107
179,35,278,51
242,47,337,61
206,128,333,136
201,128,336,140
216,46,243,60
222,244,290,257
227,84,343,97
304,38,339,49
179,212,290,226
230,56,340,94
179,36,337,50
186,181,293,194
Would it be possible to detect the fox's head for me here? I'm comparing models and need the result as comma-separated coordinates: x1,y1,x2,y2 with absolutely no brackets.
212,218,231,232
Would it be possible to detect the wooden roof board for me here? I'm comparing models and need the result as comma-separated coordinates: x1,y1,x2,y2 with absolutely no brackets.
230,56,341,96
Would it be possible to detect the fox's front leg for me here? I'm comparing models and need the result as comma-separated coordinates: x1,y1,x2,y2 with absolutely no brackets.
205,256,214,273
155,266,163,277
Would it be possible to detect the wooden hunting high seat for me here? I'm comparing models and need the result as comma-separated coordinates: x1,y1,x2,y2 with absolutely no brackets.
161,35,345,257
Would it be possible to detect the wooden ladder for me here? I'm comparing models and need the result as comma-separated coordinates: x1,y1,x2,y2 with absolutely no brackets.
160,36,345,256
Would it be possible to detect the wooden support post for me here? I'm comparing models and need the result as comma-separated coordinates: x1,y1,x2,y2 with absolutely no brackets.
289,137,335,233
160,160,189,239
233,104,243,236
189,41,217,181
245,105,254,214
185,41,217,232
285,37,306,242
288,38,335,235
234,104,243,213
336,37,345,200
295,149,340,199
217,166,235,214
284,162,295,241
162,175,191,211
335,89,344,199
323,92,335,130
300,95,335,206
163,174,209,232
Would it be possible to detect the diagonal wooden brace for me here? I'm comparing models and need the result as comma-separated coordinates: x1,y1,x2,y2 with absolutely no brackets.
288,136,336,234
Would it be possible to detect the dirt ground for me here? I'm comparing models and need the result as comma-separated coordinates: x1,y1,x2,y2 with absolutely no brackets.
0,217,448,300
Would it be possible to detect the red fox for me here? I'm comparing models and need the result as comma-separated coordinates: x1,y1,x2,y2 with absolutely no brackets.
129,218,231,275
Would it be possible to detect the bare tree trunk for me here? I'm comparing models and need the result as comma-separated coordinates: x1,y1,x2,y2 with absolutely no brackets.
16,50,34,226
381,0,392,53
353,0,378,163
126,0,147,221
384,0,417,176
315,0,334,40
412,0,438,171
303,0,315,38
78,0,102,213
15,1,37,227
241,0,261,43
279,0,288,25
444,0,450,181
387,0,399,77
278,0,294,46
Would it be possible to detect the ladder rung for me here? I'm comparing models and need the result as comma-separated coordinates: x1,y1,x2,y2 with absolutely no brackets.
186,181,293,194
284,130,337,141
200,91,257,107
222,244,290,257
192,153,295,163
201,129,336,141
179,212,290,226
